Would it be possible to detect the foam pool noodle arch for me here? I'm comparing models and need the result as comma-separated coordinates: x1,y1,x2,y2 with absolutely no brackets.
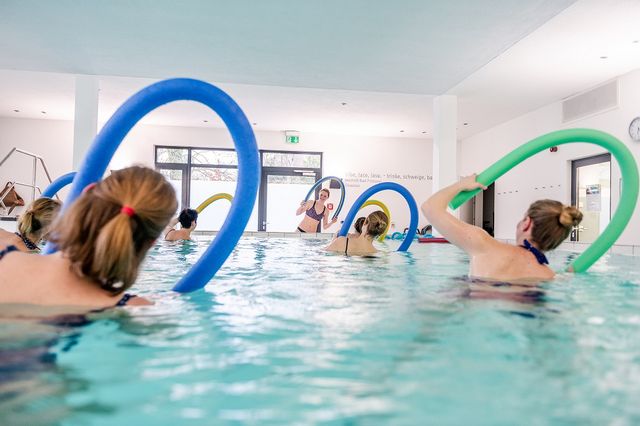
43,78,260,293
449,128,638,272
41,172,77,199
304,176,345,221
338,182,418,252
195,193,233,213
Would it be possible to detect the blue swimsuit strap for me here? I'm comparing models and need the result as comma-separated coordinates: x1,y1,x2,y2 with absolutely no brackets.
115,293,137,307
0,245,18,259
521,239,549,265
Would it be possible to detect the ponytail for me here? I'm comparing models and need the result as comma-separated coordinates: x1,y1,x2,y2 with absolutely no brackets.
18,198,61,242
51,166,177,293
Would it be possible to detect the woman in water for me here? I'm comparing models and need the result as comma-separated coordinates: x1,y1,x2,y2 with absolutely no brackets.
421,174,583,282
0,166,177,308
326,211,388,255
164,208,198,241
0,197,61,252
296,188,337,233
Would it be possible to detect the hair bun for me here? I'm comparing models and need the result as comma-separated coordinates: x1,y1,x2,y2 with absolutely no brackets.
559,205,583,228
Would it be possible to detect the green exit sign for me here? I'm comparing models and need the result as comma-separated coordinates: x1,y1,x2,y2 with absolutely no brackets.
286,135,300,144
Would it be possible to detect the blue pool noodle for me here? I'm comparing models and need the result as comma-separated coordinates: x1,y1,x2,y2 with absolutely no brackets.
304,176,346,220
43,78,260,293
337,182,418,252
41,172,76,198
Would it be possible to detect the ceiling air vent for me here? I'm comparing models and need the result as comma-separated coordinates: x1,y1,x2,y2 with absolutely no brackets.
562,80,618,123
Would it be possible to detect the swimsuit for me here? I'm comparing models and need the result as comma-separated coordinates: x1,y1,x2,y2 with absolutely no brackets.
521,239,549,265
344,237,349,255
15,232,39,251
304,201,326,232
0,245,136,307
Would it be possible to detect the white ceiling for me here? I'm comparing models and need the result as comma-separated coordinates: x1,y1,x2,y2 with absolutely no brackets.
0,0,639,139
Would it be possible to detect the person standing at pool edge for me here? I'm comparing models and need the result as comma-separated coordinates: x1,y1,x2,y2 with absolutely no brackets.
422,174,583,282
0,166,177,308
296,188,337,232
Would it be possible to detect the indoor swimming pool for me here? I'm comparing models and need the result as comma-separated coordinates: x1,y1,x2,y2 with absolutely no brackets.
2,237,640,425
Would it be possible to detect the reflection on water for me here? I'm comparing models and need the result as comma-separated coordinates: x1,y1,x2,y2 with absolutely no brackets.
1,237,640,424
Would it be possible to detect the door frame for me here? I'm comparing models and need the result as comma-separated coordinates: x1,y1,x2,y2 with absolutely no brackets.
570,152,611,241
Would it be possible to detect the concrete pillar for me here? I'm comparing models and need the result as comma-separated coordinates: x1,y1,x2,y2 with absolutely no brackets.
432,95,458,193
72,76,99,169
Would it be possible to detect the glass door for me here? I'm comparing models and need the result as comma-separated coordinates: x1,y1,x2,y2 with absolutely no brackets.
571,153,611,242
259,170,319,232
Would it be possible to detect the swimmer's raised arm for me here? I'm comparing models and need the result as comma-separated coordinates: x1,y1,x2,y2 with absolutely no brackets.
421,174,493,255
296,201,311,215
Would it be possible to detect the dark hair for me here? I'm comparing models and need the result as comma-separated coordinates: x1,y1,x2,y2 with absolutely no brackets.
179,209,198,228
354,216,365,234
365,211,388,239
51,166,177,293
527,200,583,251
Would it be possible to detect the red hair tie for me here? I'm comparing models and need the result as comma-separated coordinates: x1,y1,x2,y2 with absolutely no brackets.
83,182,97,193
120,205,136,217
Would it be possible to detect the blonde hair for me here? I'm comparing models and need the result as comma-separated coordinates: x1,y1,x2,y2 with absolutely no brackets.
365,211,388,239
18,197,61,242
51,166,177,293
527,199,583,251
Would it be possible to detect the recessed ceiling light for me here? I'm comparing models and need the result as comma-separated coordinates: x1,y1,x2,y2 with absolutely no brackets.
13,109,19,113
600,56,608,59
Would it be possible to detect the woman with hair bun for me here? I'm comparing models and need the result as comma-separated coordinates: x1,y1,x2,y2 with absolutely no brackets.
0,197,61,252
0,166,177,308
422,174,583,281
326,210,388,255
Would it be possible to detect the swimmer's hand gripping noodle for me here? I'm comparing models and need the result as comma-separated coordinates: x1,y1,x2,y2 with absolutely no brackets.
43,78,260,293
359,199,391,242
41,172,76,199
338,182,418,252
195,193,233,213
304,176,345,220
449,129,639,272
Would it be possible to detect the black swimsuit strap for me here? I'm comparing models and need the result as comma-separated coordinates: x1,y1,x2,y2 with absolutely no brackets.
15,232,38,251
345,237,349,255
521,239,549,265
115,293,137,307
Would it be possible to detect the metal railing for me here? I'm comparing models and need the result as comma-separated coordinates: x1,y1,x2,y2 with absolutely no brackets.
0,148,55,215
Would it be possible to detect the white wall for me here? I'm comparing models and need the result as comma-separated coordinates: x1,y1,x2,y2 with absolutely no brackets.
0,117,73,209
460,69,640,245
0,117,433,231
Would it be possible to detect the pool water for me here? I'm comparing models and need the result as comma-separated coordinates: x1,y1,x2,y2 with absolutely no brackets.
2,237,640,425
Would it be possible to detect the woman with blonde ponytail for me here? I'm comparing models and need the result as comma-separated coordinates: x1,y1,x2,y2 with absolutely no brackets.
0,166,177,308
0,197,61,252
326,211,388,255
422,174,583,282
